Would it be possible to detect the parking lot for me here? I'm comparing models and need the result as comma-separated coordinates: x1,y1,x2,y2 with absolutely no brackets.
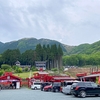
0,88,100,100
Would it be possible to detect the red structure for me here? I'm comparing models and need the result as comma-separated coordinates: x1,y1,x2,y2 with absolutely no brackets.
27,71,76,87
0,72,22,89
76,73,87,77
76,71,100,84
91,71,100,74
82,73,100,84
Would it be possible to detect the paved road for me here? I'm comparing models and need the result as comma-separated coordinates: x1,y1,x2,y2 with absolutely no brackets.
0,88,100,100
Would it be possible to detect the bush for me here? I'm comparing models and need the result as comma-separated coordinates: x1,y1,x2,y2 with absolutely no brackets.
0,70,4,76
51,68,58,72
16,67,23,73
12,65,18,70
24,67,29,72
1,64,12,71
31,66,38,71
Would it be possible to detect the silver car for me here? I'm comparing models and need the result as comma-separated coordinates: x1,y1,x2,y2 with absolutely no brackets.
62,80,79,94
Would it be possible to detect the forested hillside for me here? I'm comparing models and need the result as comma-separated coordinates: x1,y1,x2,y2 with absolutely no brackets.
68,40,100,54
0,38,67,54
0,38,100,70
0,38,100,55
63,41,100,67
0,44,63,70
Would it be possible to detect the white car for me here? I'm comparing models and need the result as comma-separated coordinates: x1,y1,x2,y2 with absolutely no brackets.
62,80,79,94
31,82,41,90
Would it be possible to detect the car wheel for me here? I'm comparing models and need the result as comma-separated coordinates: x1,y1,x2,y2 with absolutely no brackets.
74,94,78,97
95,94,99,96
55,89,59,92
34,87,37,90
79,91,86,98
43,88,44,91
48,88,51,91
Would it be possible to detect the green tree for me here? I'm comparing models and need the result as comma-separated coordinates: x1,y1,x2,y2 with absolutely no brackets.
21,49,35,65
0,70,4,76
2,49,21,65
35,44,43,61
46,45,51,69
16,67,23,73
24,67,29,72
31,66,38,71
57,44,63,68
42,45,47,61
1,64,12,71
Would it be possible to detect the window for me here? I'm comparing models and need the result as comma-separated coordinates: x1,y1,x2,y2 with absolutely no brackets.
34,83,41,85
91,83,97,87
53,82,61,86
67,82,73,85
85,83,92,87
71,83,78,88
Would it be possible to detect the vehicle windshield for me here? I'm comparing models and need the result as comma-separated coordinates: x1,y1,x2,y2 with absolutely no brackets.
91,83,98,87
72,83,77,86
53,82,61,86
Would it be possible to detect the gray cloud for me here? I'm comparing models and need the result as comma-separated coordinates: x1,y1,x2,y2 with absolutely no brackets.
0,0,100,45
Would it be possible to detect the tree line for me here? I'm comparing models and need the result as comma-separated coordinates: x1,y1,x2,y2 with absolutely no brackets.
0,44,63,70
1,42,100,71
63,52,100,67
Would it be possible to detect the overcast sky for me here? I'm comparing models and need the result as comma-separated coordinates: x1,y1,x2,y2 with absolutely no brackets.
0,0,100,46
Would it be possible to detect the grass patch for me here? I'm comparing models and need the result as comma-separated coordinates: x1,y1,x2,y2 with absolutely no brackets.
14,71,38,79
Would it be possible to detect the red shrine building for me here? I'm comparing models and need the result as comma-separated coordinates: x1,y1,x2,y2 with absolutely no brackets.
0,72,22,89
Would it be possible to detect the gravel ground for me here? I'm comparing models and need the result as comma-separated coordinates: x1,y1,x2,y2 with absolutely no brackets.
0,88,100,100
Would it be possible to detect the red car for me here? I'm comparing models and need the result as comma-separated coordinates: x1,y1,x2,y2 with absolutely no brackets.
43,84,52,91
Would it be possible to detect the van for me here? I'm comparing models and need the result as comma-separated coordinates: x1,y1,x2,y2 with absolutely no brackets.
31,82,41,90
62,80,79,94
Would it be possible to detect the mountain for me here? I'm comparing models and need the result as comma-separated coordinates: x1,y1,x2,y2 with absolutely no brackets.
68,43,90,54
0,38,100,55
0,38,68,54
0,42,4,48
67,40,100,54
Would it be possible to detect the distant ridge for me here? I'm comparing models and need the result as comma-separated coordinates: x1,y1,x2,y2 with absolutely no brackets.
0,38,100,55
0,38,68,54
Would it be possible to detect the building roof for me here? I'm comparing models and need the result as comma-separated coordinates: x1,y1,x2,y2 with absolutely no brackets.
83,74,100,78
0,72,21,81
53,76,75,80
15,60,20,64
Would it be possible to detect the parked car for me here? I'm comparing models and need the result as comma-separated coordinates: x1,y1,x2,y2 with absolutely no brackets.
52,82,61,92
62,80,79,95
31,82,41,90
0,85,1,90
43,84,52,91
71,81,100,98
41,82,51,91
